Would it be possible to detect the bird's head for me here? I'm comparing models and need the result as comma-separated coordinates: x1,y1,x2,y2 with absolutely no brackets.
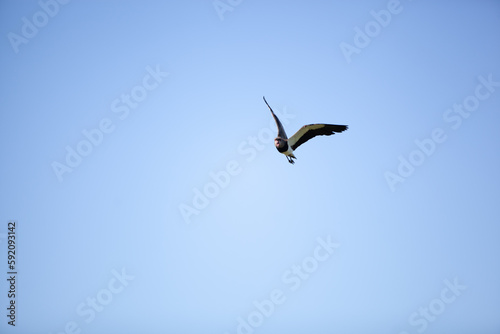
275,138,286,149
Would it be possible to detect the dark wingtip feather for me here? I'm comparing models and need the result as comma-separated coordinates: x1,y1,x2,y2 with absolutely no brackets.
326,124,348,133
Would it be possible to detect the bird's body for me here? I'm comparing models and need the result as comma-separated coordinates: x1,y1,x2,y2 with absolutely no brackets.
263,96,348,164
276,140,297,161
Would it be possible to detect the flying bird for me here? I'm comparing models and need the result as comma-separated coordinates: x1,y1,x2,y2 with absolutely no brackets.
263,96,348,164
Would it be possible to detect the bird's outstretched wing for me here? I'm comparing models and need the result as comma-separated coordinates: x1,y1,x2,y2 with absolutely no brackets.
289,124,348,151
263,96,288,139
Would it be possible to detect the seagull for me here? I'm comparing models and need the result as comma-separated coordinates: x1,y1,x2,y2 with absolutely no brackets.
263,96,348,164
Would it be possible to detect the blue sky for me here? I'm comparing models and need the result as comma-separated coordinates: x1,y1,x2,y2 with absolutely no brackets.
1,1,500,333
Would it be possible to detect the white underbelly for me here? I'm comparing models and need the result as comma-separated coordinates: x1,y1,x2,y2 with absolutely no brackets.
284,146,295,157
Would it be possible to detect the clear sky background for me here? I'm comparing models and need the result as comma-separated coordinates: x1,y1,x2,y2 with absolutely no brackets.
1,1,499,333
